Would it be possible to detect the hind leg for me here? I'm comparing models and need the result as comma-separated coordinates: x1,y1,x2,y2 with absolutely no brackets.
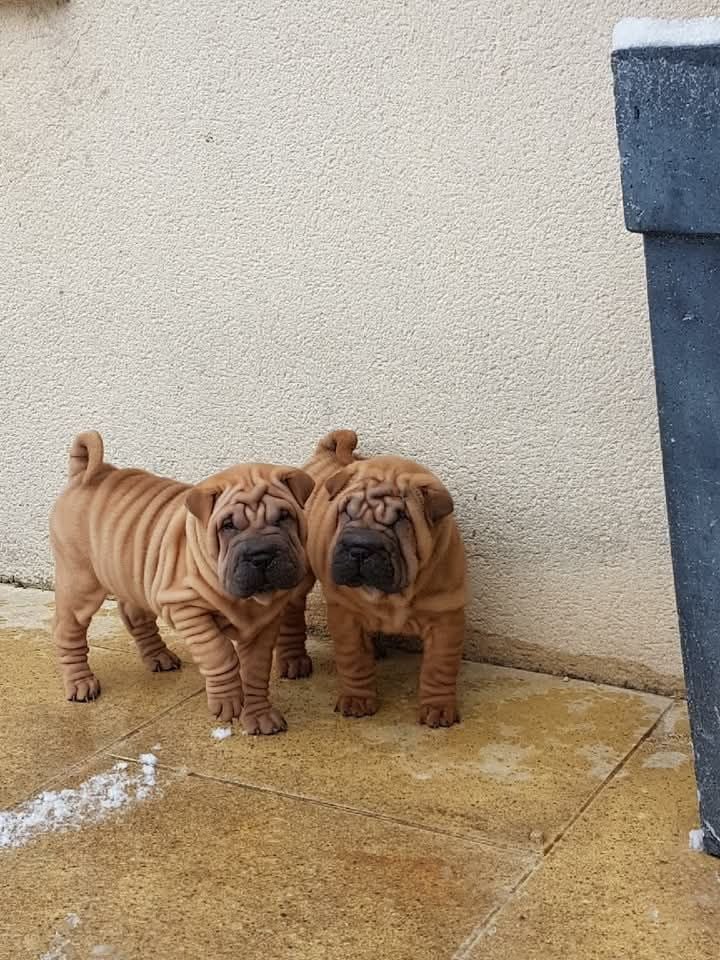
117,601,181,673
276,583,313,679
53,567,106,702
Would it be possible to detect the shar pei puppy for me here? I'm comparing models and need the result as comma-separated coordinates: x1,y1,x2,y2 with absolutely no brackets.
277,430,466,727
50,431,313,734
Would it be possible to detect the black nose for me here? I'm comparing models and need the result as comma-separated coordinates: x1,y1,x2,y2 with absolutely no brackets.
349,545,371,561
339,530,385,559
244,548,275,569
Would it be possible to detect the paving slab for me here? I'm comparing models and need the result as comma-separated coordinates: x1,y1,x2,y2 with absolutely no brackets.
3,583,702,960
0,624,201,807
115,637,668,849
465,704,719,960
2,755,533,960
0,583,182,653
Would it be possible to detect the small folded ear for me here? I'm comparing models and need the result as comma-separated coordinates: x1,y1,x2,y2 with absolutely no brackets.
278,469,315,508
325,468,351,500
185,487,219,526
419,482,454,525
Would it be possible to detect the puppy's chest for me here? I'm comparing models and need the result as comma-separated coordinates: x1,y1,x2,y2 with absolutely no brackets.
352,598,419,636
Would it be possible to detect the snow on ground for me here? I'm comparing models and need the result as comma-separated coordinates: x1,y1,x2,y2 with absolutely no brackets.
211,726,233,741
688,828,705,852
0,757,160,850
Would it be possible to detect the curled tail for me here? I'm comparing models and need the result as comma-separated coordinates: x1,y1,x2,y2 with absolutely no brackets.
315,429,359,466
68,431,105,484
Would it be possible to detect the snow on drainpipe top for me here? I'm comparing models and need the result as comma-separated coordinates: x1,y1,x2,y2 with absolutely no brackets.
613,17,720,51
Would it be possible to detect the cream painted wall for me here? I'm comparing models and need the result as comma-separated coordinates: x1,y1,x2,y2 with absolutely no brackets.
1,0,702,693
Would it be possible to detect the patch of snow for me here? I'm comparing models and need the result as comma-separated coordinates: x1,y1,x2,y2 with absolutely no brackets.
689,828,705,852
642,750,688,769
0,760,161,850
39,915,81,960
412,771,432,781
613,17,720,51
211,726,233,741
39,934,70,960
137,752,157,766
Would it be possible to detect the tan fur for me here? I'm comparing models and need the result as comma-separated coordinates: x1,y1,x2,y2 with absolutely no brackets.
277,430,466,726
50,431,312,735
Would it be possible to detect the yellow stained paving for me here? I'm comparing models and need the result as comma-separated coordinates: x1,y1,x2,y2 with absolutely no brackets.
4,757,534,960
116,641,667,849
0,627,201,807
1,585,718,960
466,704,719,960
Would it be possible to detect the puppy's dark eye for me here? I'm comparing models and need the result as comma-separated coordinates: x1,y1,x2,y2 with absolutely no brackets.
276,509,289,523
395,509,407,522
221,517,235,531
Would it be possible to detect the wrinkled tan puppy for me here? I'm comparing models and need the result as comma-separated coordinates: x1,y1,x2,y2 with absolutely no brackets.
277,430,466,727
50,432,313,734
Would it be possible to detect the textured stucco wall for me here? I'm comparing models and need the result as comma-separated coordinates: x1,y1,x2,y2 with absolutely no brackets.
0,0,703,693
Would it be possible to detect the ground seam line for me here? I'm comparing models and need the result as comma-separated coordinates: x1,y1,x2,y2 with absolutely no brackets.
542,700,676,857
108,754,538,857
449,700,677,960
12,686,205,806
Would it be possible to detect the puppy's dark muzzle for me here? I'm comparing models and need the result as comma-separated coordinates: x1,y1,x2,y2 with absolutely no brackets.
224,535,303,599
331,529,402,594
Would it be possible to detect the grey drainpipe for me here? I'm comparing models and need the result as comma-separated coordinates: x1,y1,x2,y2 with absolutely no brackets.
612,17,720,857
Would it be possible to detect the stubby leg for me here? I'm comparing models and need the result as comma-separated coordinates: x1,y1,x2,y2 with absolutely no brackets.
171,606,243,721
53,567,105,703
118,601,181,673
418,609,465,728
275,584,313,680
229,623,287,735
328,603,377,718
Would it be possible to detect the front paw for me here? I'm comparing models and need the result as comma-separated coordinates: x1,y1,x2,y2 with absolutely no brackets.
335,694,378,718
278,654,313,680
65,674,101,703
207,691,244,722
241,706,288,736
418,702,459,728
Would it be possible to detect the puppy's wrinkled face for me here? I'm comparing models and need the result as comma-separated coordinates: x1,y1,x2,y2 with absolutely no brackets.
330,482,419,595
187,470,312,602
215,484,307,600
